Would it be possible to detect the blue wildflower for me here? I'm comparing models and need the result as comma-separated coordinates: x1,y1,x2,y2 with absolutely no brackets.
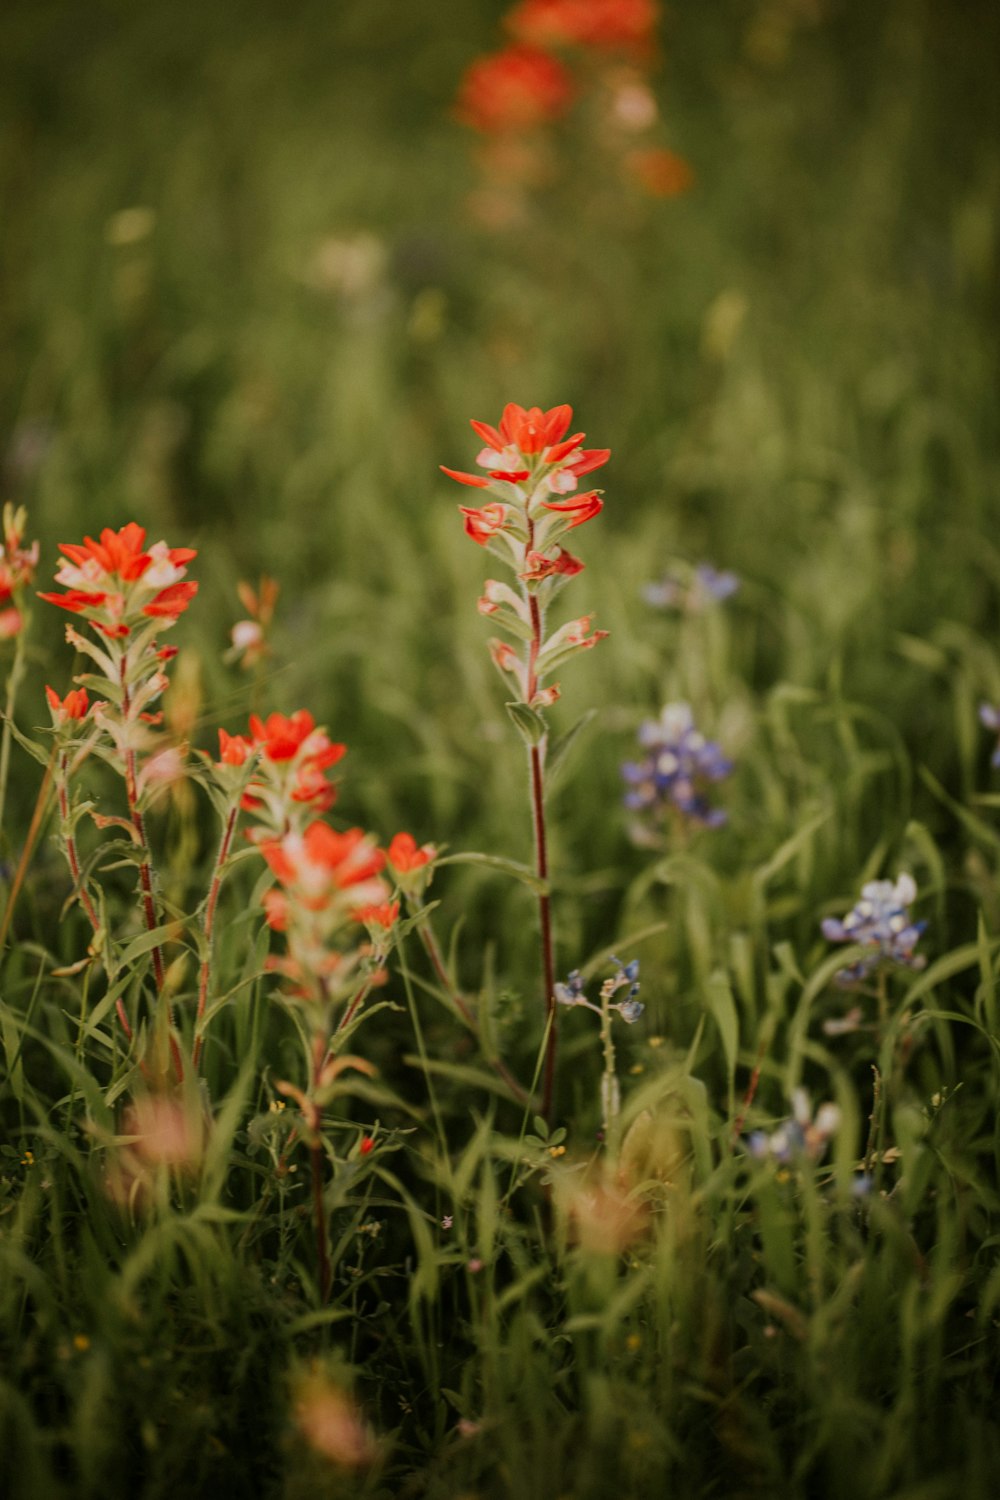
821,874,927,987
643,562,740,613
622,702,732,829
747,1090,840,1164
979,703,1000,768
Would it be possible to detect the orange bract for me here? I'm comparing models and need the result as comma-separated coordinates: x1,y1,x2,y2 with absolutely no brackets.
455,44,575,134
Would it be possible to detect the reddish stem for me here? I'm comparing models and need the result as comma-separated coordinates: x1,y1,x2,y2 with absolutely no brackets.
526,575,557,1122
192,801,239,1070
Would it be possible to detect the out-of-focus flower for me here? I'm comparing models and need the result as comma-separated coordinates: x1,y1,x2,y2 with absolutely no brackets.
747,1089,840,1164
259,823,386,909
643,562,740,612
557,1169,647,1254
508,0,660,55
228,575,279,670
622,702,732,828
623,146,695,197
292,1371,376,1468
0,503,40,638
455,45,575,134
821,874,927,987
979,702,1000,767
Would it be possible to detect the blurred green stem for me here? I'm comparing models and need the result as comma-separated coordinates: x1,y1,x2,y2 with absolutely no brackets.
0,618,27,849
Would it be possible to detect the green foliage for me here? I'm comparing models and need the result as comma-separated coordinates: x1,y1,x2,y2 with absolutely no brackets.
2,0,1000,1496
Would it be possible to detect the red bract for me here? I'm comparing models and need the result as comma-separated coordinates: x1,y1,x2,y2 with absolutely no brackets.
520,546,585,581
249,710,344,768
45,684,91,722
353,900,400,930
261,823,386,895
217,729,254,767
455,45,575,134
460,503,509,546
507,0,659,54
387,832,436,874
39,524,198,634
540,491,604,528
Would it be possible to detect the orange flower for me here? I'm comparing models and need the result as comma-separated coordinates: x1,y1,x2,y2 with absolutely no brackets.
458,502,509,546
624,147,695,198
455,45,575,134
45,684,91,723
508,0,659,54
519,545,585,581
249,710,344,768
217,728,254,766
353,900,400,930
261,823,386,895
39,524,198,632
539,491,604,528
444,403,610,497
387,832,436,874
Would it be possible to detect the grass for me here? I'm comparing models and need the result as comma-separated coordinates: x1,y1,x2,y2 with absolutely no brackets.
2,0,1000,1495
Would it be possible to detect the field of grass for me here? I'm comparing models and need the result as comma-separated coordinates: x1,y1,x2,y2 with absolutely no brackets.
2,1,1000,1496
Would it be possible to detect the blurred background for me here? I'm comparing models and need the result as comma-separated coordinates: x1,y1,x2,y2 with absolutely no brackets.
2,0,999,991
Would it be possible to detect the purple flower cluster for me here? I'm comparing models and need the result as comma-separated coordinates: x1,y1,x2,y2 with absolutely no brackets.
821,874,927,987
622,702,732,828
554,956,643,1023
643,563,740,613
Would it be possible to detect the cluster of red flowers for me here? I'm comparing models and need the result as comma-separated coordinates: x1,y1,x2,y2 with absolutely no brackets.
454,0,692,203
38,522,197,639
0,504,39,639
209,705,436,1002
443,401,610,712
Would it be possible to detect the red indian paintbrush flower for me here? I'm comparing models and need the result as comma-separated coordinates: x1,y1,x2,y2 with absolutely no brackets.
442,400,612,1122
45,685,92,723
455,44,575,134
38,523,198,636
507,0,659,54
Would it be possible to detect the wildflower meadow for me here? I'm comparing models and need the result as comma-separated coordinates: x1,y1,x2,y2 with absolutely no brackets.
2,2,1000,1497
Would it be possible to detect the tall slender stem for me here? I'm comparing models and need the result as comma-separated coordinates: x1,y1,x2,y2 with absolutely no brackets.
192,801,239,1071
0,620,28,851
0,747,55,954
120,655,166,993
525,574,557,1121
119,653,180,1079
310,1026,332,1301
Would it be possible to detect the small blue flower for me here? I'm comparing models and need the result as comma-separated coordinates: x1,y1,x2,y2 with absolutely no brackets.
821,874,927,987
554,969,586,1006
622,702,732,829
746,1090,840,1164
616,998,644,1024
643,562,740,613
980,703,1000,768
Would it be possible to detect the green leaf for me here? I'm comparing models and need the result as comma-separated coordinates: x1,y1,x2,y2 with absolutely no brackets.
1,715,53,769
546,708,597,789
434,850,548,896
505,700,548,747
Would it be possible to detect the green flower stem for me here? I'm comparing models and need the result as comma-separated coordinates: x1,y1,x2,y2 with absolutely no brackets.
0,613,28,848
192,799,240,1071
